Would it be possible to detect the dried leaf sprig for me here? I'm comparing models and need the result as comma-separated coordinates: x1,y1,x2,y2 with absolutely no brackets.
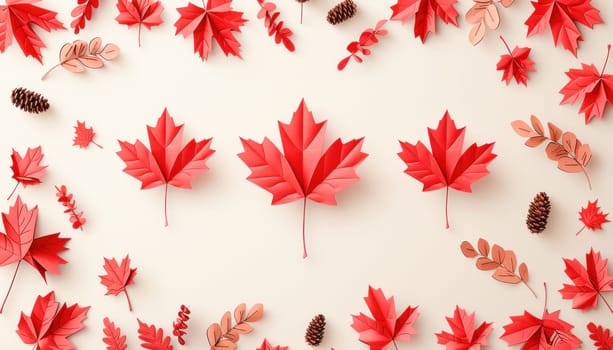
173,304,191,345
466,0,514,45
71,0,100,34
42,37,120,80
55,185,86,230
256,0,295,52
461,238,536,298
207,303,263,350
338,20,388,71
511,115,592,190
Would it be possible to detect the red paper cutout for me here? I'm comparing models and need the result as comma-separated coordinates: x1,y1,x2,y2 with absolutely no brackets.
466,0,514,46
103,317,127,350
74,121,103,149
55,185,86,230
138,319,173,350
435,305,493,349
207,303,264,349
257,339,288,350
238,99,367,258
338,20,388,71
7,146,47,200
577,199,609,235
116,0,164,47
71,0,99,34
173,305,191,345
256,0,294,52
99,255,137,312
496,36,534,86
398,111,496,228
587,322,613,350
390,0,459,43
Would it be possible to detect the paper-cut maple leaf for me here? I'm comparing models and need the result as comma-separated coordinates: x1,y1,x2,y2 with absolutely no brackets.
524,0,603,56
398,111,496,228
0,197,69,314
559,248,613,314
351,286,419,350
71,0,100,34
7,146,47,200
74,121,102,149
116,0,164,47
257,339,288,350
0,0,65,63
174,0,247,60
576,199,609,235
390,0,459,43
501,309,581,349
587,322,613,350
99,255,137,312
435,305,493,349
496,36,535,86
138,319,173,350
238,99,367,258
117,108,215,226
17,291,90,350
103,317,127,350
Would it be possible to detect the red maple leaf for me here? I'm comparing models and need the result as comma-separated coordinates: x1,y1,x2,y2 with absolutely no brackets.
0,0,65,63
99,255,137,311
70,0,99,34
137,319,173,350
116,0,164,47
398,111,496,228
560,45,613,123
238,99,367,258
257,339,288,350
435,306,493,349
390,0,459,43
16,291,89,350
501,309,581,349
7,146,47,200
576,199,609,235
117,108,215,226
0,197,69,314
103,317,127,350
351,286,419,350
524,0,603,56
559,248,613,313
174,0,247,60
496,36,535,86
73,121,102,149
587,322,613,350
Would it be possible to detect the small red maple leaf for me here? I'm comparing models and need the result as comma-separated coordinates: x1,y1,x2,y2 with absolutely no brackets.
117,108,215,226
398,111,496,228
103,317,127,350
390,0,459,43
496,36,535,86
73,121,102,149
116,0,164,47
587,322,613,350
137,319,173,350
436,305,492,349
7,146,47,200
99,255,137,312
238,99,367,258
351,286,419,350
576,199,609,235
257,339,288,350
71,0,100,34
174,0,247,60
501,309,581,349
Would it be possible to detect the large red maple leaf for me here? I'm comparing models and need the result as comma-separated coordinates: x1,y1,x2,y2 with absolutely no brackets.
501,309,582,349
17,291,89,350
435,306,493,349
0,197,69,314
351,286,419,350
238,99,367,258
390,0,459,43
116,0,164,47
99,255,137,312
174,0,247,60
0,0,65,63
524,0,603,56
398,111,496,228
117,108,215,226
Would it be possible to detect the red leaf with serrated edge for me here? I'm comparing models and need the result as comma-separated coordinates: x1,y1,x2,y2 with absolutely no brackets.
71,0,100,34
588,322,613,350
0,0,65,63
577,199,610,235
7,146,47,200
17,291,90,350
174,0,247,60
500,309,581,349
74,121,102,149
525,0,603,56
257,339,288,350
398,111,496,228
23,233,69,280
138,319,174,350
116,0,164,47
117,108,215,226
559,249,613,313
435,305,493,349
351,286,419,350
390,0,458,43
496,36,535,86
103,317,127,350
99,255,137,312
238,99,367,258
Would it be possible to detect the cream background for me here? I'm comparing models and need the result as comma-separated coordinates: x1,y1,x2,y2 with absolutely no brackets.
0,0,612,348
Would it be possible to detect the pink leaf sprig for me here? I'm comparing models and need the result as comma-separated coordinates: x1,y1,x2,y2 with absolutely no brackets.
55,185,86,230
338,20,388,71
256,0,295,52
173,305,191,345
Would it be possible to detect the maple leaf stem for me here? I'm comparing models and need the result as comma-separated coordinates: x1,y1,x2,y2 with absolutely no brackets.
499,36,512,55
576,225,586,236
0,260,21,314
164,184,169,227
598,292,613,314
543,282,549,313
445,187,450,229
300,2,303,24
138,23,142,48
6,182,18,201
124,290,133,312
392,340,399,350
601,44,611,75
92,140,103,149
302,198,308,259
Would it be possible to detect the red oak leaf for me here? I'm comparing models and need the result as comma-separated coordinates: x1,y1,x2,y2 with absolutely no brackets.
576,199,609,235
174,0,247,60
138,319,173,350
398,111,496,228
99,255,137,312
559,248,613,313
560,45,613,124
524,0,603,56
351,286,419,350
238,99,367,258
16,291,90,350
116,0,164,47
588,322,613,350
435,306,493,349
496,36,535,86
257,339,288,350
103,317,127,350
0,197,69,314
501,309,581,349
73,121,102,149
117,108,215,226
7,146,47,200
0,0,65,63
390,0,458,43
71,0,100,34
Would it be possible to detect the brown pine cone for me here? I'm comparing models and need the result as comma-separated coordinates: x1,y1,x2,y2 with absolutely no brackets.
295,0,309,3
11,87,49,114
326,0,357,25
526,192,551,234
305,314,326,346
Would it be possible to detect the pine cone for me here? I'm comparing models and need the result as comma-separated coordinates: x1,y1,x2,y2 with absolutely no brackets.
526,192,551,233
11,87,49,114
295,0,309,3
305,314,326,346
326,0,357,25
